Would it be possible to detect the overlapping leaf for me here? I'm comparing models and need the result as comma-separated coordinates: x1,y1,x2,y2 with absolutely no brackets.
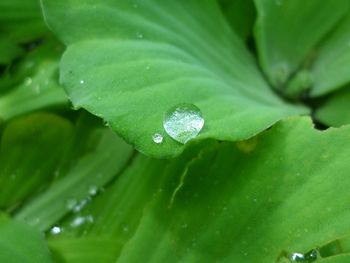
311,11,350,96
0,217,52,263
254,0,348,94
315,86,350,127
41,0,307,157
42,117,350,262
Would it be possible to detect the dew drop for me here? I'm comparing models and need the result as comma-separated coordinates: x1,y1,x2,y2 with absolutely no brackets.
136,32,143,39
122,224,129,233
24,77,33,86
72,199,89,213
289,249,318,262
50,226,62,235
289,253,305,262
88,185,98,196
163,103,204,144
80,80,85,84
152,133,163,144
66,198,77,210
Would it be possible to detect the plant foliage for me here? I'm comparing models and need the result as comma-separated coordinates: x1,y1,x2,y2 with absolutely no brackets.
1,0,350,262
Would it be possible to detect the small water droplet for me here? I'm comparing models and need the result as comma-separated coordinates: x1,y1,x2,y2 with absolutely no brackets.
289,249,318,262
163,103,204,144
72,199,89,213
146,65,150,70
70,215,94,228
290,253,305,261
66,198,77,210
136,32,143,39
70,216,85,228
122,224,129,232
88,185,98,196
24,77,33,86
80,80,85,84
50,226,62,235
152,133,163,144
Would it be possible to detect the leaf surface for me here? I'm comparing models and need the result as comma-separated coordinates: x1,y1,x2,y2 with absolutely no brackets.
315,87,350,127
0,218,52,263
254,0,348,90
311,11,350,96
41,0,306,157
0,113,73,210
42,117,350,262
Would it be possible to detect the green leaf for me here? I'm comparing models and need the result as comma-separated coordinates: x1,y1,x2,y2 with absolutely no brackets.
0,218,52,263
319,255,350,263
0,37,24,64
116,118,350,262
44,117,350,262
0,59,68,121
15,125,134,231
0,0,47,44
315,87,350,127
311,11,350,96
49,237,121,263
219,0,256,40
254,0,348,89
0,112,73,211
41,0,306,158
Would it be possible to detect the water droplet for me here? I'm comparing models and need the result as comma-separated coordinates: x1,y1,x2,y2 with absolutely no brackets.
163,103,204,144
66,198,77,210
70,216,85,228
146,65,150,70
122,224,129,232
136,32,143,39
24,77,33,86
289,249,318,262
152,133,163,144
80,80,85,84
72,199,89,213
70,215,94,228
290,253,305,261
88,185,98,196
50,226,62,235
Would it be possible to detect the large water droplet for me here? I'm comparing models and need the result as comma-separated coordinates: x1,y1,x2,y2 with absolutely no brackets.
163,103,204,144
152,133,163,144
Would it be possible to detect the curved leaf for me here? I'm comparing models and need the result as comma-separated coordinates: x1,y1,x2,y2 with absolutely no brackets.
117,117,350,262
42,117,350,262
311,11,350,96
41,0,306,157
15,124,133,231
315,86,350,127
0,218,52,263
0,113,73,210
254,0,348,89
49,237,121,263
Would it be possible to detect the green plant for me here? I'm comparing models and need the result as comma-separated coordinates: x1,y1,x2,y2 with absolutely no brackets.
1,0,350,262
